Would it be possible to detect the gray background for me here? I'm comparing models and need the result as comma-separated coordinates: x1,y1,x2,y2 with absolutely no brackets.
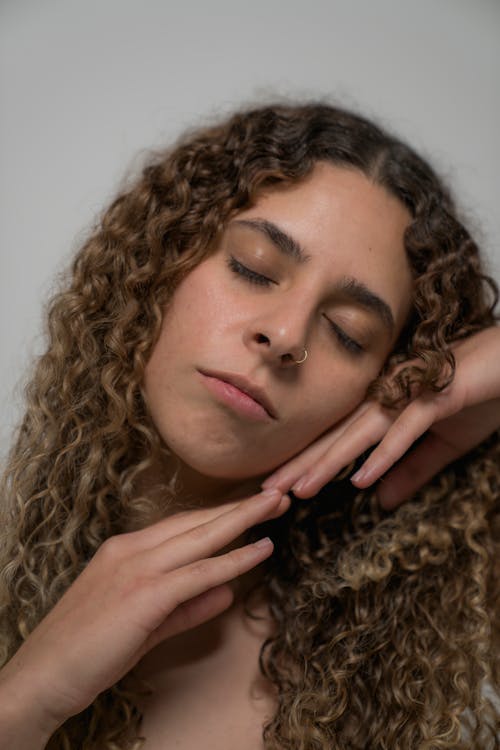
1,0,499,459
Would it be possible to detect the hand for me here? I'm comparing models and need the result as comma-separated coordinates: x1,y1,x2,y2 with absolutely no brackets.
0,488,289,736
262,326,500,510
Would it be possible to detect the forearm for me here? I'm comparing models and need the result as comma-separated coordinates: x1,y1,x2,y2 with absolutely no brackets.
0,668,59,750
0,715,51,750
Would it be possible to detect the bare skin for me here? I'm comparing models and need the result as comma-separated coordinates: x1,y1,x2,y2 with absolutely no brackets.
0,490,289,749
136,588,278,749
0,162,415,748
263,325,500,508
134,323,500,750
1,162,499,748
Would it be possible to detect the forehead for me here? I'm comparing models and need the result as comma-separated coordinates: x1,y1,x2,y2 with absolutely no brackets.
231,162,413,334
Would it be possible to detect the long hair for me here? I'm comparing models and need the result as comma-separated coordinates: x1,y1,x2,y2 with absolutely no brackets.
1,102,498,748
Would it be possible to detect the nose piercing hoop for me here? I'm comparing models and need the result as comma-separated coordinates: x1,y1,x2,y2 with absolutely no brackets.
293,349,308,364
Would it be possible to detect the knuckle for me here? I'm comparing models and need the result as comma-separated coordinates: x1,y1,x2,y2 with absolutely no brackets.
185,522,210,544
390,420,412,441
223,549,247,577
188,558,213,579
96,534,125,562
189,550,243,583
372,443,393,465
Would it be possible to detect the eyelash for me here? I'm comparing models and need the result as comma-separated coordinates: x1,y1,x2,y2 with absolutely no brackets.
227,256,274,286
226,256,364,355
327,320,364,355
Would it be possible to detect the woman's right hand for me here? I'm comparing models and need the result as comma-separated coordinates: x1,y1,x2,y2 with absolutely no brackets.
263,326,500,509
0,488,288,740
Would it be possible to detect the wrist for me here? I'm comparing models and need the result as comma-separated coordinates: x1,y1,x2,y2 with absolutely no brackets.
0,663,61,748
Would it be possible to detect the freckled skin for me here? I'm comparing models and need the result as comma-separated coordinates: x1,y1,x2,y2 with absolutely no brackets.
143,163,413,496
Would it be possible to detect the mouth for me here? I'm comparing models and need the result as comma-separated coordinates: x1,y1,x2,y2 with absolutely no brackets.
198,369,278,420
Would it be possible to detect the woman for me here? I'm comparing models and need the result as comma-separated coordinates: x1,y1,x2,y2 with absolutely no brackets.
0,102,499,749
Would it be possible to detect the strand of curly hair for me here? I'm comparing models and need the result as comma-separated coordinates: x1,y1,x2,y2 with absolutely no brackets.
0,101,499,749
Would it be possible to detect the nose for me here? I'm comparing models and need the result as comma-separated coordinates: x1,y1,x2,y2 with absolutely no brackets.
244,303,310,367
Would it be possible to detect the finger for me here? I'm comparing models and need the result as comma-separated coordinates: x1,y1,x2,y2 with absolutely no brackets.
290,407,393,497
376,433,459,510
261,401,374,491
155,491,290,541
159,537,275,617
261,439,333,493
146,490,285,572
119,489,288,552
147,584,235,648
350,399,439,488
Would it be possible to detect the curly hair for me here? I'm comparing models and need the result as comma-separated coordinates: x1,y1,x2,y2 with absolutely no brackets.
0,101,499,749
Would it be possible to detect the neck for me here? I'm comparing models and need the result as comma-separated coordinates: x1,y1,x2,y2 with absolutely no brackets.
130,454,270,606
133,450,267,514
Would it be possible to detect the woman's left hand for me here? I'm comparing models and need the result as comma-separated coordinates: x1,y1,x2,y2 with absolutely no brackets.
262,326,500,510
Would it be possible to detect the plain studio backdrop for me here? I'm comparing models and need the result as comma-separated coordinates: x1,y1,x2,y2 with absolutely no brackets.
1,0,499,459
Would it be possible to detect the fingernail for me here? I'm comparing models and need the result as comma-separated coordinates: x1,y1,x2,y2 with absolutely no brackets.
253,536,273,549
351,465,378,484
291,477,308,493
350,468,366,484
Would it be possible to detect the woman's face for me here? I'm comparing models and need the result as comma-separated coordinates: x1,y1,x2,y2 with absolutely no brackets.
143,162,413,495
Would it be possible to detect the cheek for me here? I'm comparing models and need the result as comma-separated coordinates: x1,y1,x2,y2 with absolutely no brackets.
306,362,376,419
257,369,374,469
147,268,224,360
174,276,237,345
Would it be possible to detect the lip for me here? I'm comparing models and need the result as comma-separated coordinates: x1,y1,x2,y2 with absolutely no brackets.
198,369,278,420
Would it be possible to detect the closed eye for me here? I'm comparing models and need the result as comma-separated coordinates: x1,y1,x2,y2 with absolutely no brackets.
326,318,364,355
227,256,364,356
227,256,275,286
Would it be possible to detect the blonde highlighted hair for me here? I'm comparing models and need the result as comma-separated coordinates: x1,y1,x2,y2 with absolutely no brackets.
1,102,499,748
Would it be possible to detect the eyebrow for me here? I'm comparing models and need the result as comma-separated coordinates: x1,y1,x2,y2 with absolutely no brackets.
338,276,395,332
234,218,312,264
232,217,395,333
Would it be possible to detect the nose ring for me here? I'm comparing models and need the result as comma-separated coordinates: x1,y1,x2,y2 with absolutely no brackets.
293,349,308,364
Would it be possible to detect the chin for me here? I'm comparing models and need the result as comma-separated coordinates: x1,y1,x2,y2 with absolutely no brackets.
167,441,279,483
182,453,275,481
